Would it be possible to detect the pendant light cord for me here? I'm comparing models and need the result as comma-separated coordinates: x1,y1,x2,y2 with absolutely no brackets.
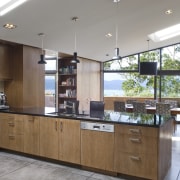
38,33,45,54
41,35,44,54
72,17,78,52
74,27,77,52
115,0,119,48
147,39,150,60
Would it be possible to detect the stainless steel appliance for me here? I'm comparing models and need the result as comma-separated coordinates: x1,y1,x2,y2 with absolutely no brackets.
81,121,114,132
0,92,9,109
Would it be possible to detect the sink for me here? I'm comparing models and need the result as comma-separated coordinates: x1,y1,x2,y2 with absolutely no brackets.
47,112,73,117
47,112,89,118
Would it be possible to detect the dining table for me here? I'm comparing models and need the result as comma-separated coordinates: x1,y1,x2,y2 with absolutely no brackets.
125,104,180,116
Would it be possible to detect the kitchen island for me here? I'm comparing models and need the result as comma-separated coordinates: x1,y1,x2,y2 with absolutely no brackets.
0,108,173,180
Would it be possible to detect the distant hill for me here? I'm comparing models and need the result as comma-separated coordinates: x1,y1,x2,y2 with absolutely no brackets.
104,80,123,90
45,78,123,91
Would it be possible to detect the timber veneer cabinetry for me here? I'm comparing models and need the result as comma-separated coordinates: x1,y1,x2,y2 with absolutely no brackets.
114,122,172,180
24,115,40,156
0,44,12,80
114,124,158,179
0,113,24,152
77,58,101,113
39,116,81,163
39,117,59,159
81,127,114,171
59,118,80,164
0,112,172,180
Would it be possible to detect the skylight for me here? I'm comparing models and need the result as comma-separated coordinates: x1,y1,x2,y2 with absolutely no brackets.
148,24,180,42
0,0,27,16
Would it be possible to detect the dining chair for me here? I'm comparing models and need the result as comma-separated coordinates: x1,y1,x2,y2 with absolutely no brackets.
156,103,171,115
145,99,157,107
133,102,147,114
114,101,126,112
164,100,177,109
126,99,137,105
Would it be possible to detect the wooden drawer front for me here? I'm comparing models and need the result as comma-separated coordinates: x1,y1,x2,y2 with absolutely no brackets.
8,134,24,152
115,134,157,154
8,119,24,135
115,124,158,137
0,114,14,121
114,152,157,180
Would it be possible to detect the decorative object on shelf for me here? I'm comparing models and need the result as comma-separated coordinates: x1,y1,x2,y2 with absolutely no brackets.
112,0,121,60
38,33,47,64
71,17,80,63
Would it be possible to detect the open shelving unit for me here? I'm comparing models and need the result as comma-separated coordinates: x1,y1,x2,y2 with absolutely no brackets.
58,57,77,112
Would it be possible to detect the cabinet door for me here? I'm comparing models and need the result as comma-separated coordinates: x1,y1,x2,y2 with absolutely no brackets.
0,113,10,148
24,115,40,155
8,114,24,152
39,117,59,159
0,44,12,80
59,119,80,164
81,129,114,171
77,59,100,113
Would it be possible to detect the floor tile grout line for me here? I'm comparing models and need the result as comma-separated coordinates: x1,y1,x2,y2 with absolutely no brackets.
176,169,180,180
0,161,35,178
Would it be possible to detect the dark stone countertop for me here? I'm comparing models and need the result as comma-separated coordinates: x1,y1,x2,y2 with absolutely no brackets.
0,107,172,127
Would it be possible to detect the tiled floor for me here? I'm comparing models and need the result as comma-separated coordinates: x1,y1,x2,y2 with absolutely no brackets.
0,126,180,180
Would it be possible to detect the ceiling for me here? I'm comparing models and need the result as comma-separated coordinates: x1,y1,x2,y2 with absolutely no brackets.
0,0,180,62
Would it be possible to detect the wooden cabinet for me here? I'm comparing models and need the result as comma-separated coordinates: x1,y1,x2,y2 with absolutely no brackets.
58,57,77,112
0,113,24,152
81,125,114,171
4,45,44,108
77,58,100,113
0,113,11,148
39,117,59,159
0,44,12,80
114,124,158,180
24,115,40,155
59,119,80,164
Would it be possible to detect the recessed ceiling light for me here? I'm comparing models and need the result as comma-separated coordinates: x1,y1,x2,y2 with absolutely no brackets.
165,9,173,15
105,33,112,38
148,23,180,42
3,23,17,29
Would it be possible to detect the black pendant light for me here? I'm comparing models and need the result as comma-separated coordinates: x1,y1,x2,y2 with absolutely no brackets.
112,0,121,60
71,17,80,63
38,33,47,64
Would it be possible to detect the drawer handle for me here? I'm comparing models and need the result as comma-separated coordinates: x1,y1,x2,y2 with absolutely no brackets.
55,120,58,131
129,128,141,134
130,156,141,161
8,122,15,126
28,118,34,122
60,121,63,132
129,138,141,143
9,135,15,139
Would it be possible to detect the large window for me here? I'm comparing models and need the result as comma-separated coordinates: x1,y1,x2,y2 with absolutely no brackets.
104,43,180,100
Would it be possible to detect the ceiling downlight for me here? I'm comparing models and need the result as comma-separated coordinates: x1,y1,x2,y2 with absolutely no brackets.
3,23,17,29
